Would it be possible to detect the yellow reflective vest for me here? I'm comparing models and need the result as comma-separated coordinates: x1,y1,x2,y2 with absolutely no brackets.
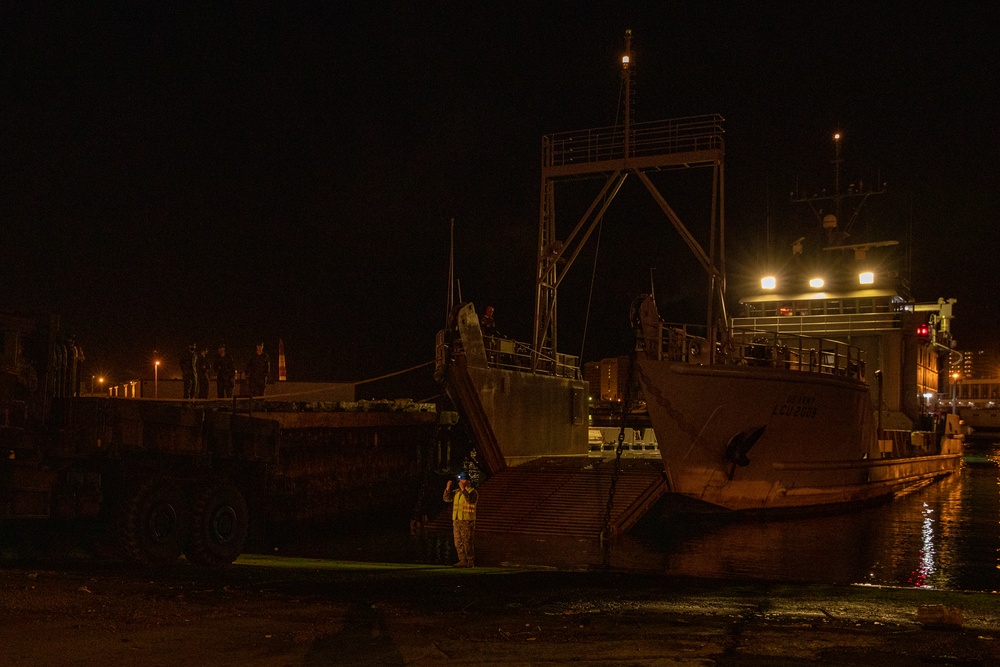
446,487,478,521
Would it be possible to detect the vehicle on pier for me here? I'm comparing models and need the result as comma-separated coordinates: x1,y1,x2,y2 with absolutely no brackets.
0,310,280,565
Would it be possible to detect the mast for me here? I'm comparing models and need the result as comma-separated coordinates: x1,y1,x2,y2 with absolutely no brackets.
531,30,725,372
791,131,886,247
622,29,632,160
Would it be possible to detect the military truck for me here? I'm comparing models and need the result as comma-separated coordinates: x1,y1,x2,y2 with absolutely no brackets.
0,311,279,566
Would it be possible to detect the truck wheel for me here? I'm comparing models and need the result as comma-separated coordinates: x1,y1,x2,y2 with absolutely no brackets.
120,480,190,566
186,480,248,566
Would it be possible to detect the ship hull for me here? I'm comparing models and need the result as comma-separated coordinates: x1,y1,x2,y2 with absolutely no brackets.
959,407,1000,434
637,358,962,511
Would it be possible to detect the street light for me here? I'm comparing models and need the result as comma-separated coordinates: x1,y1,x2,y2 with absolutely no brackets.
154,360,160,398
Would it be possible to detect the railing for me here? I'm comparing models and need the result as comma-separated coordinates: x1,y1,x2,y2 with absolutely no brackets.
641,323,866,382
542,115,725,168
731,311,901,336
727,329,866,381
436,330,581,380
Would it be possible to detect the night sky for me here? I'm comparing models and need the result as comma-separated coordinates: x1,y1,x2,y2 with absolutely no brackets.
3,3,998,387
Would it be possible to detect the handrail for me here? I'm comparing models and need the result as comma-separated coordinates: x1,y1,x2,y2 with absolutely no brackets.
436,330,581,380
543,115,725,168
641,322,866,382
731,311,901,336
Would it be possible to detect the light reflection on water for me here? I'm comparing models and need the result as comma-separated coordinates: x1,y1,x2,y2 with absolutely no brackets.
280,440,1000,593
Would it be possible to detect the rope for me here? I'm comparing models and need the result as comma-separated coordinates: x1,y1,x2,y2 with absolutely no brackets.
238,360,435,400
579,217,603,362
353,360,435,385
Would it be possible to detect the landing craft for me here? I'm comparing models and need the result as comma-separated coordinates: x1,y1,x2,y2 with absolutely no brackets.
435,31,962,523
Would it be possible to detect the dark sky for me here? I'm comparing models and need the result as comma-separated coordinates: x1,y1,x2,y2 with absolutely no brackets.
2,3,998,385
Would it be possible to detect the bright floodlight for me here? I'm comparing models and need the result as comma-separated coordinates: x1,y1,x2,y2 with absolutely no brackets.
809,277,824,288
622,55,630,65
761,276,776,290
859,271,875,285
834,132,841,141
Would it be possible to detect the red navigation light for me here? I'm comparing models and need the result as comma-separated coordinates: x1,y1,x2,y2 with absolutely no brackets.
915,323,930,338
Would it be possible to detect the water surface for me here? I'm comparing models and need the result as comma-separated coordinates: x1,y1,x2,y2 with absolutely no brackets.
278,439,1000,592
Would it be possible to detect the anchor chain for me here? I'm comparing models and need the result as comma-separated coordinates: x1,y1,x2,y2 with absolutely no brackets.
601,350,638,566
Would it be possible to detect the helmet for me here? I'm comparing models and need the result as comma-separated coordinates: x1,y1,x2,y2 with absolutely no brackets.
456,471,470,481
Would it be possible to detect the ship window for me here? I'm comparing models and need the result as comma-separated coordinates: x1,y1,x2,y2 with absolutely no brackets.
827,300,842,314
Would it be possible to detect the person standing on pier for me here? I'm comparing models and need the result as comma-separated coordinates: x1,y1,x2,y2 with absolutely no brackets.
181,344,198,399
443,471,478,568
246,341,270,397
196,345,211,399
213,344,236,398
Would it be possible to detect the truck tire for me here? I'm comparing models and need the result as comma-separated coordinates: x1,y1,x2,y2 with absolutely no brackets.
120,479,190,566
186,479,248,566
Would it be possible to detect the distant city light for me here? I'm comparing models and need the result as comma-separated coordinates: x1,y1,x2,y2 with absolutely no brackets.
834,132,841,141
859,271,875,285
760,276,776,290
809,277,824,288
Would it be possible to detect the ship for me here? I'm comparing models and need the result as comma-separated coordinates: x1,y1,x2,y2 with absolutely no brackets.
953,377,1000,435
435,32,962,521
633,129,965,510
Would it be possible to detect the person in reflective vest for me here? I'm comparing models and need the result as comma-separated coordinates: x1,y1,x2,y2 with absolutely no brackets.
443,471,478,568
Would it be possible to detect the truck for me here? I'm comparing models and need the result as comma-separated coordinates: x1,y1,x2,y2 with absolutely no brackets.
0,311,279,566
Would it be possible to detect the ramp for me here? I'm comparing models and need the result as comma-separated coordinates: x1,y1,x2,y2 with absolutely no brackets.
445,359,507,475
430,456,667,538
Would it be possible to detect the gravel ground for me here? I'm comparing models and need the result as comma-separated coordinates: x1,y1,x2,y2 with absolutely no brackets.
1,555,998,666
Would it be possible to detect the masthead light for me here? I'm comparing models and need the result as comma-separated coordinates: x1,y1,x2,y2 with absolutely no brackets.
809,277,824,289
761,276,776,290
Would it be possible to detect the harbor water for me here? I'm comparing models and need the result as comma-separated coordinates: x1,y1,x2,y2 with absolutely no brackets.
274,439,1000,593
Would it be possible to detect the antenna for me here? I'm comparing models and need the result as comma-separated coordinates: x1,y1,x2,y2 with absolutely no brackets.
791,131,886,246
446,217,455,327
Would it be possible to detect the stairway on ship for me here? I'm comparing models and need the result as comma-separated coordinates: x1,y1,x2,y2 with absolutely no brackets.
427,456,667,538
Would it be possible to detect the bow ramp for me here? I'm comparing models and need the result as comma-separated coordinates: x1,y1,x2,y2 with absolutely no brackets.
435,456,667,538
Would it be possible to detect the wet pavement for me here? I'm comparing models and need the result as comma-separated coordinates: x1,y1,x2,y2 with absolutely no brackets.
2,555,998,665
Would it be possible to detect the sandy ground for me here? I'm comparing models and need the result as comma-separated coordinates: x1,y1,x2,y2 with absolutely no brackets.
1,555,998,666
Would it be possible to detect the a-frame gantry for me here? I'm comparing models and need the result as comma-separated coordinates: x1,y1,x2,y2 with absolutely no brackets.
531,31,727,371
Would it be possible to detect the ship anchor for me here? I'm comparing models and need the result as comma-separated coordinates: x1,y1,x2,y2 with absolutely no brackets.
724,425,767,478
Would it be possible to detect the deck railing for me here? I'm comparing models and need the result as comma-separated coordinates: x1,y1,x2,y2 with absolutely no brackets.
641,323,866,382
731,311,901,336
542,115,725,168
436,331,581,380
